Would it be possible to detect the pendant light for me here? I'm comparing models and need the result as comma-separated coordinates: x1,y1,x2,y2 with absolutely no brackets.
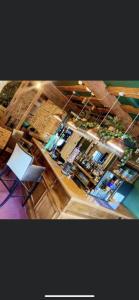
87,94,121,142
78,81,95,96
107,138,125,156
87,127,100,141
107,112,139,156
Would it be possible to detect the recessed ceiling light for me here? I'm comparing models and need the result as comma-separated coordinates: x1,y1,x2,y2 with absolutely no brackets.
35,81,42,90
118,92,125,96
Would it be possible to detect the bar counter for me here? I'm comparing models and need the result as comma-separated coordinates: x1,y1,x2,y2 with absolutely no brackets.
26,138,134,219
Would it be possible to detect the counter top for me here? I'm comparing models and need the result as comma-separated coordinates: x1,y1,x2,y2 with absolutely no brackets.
33,138,88,202
32,138,134,219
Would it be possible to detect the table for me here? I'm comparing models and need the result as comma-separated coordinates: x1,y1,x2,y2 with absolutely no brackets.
0,127,11,150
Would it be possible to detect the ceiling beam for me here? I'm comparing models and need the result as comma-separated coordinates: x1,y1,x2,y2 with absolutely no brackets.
107,86,139,99
43,82,80,114
69,92,139,114
58,85,87,93
66,94,103,106
121,105,139,114
83,81,139,137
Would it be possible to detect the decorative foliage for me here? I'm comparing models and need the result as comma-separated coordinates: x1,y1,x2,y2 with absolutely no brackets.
0,81,21,107
98,126,137,166
99,128,123,142
120,148,133,167
105,115,124,131
74,119,98,129
73,115,137,167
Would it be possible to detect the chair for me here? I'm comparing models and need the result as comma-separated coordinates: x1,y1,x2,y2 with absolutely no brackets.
0,143,46,208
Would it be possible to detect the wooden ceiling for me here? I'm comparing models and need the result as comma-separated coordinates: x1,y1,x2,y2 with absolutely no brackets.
54,81,139,121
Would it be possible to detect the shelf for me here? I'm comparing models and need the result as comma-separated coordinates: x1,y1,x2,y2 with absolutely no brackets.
127,160,139,172
112,171,136,185
74,161,97,185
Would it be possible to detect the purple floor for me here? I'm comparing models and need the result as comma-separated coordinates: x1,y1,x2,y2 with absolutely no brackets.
0,171,28,219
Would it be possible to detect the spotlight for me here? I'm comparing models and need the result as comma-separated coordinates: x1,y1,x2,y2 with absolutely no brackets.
35,81,42,90
118,92,125,96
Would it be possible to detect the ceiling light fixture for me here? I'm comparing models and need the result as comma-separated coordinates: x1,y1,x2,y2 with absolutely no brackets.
78,81,95,96
107,109,139,156
87,127,100,141
118,92,125,96
35,81,42,90
107,138,125,156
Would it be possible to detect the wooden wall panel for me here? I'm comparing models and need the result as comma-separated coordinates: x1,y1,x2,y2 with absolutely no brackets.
29,99,65,139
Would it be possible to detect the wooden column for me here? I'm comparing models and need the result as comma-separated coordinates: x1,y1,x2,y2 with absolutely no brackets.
2,81,43,129
43,82,80,114
15,88,43,130
2,81,30,125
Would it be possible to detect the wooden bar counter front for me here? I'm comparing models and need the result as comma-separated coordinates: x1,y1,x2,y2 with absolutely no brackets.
26,139,133,219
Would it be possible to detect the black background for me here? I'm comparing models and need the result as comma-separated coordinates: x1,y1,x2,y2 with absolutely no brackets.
0,1,139,300
1,221,139,300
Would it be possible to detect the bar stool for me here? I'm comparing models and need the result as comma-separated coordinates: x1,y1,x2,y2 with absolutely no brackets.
0,143,46,208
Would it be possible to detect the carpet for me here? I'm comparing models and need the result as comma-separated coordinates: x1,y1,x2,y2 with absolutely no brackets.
0,170,28,219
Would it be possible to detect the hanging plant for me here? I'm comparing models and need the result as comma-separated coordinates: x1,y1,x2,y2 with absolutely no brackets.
98,127,123,142
74,119,98,129
0,81,21,107
120,148,133,167
73,116,137,166
105,115,125,131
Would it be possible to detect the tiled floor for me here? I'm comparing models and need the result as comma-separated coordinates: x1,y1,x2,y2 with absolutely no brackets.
0,170,28,219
